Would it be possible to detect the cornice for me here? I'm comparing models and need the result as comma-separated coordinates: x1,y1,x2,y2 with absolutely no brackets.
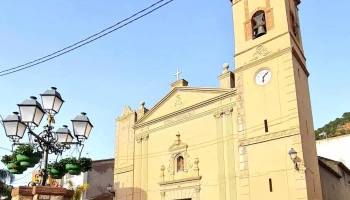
133,90,236,129
159,176,202,186
234,31,289,58
234,46,292,74
239,126,300,146
135,103,236,136
135,87,234,125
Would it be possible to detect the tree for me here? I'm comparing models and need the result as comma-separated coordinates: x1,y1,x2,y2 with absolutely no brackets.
315,112,350,140
0,169,14,200
66,180,91,200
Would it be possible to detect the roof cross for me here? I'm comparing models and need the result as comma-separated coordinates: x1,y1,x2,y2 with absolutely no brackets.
174,69,182,81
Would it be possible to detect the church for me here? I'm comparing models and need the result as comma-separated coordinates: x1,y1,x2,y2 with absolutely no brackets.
113,0,323,199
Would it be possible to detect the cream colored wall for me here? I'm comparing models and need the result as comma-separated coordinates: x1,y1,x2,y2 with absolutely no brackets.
135,93,236,200
231,0,323,199
114,110,136,200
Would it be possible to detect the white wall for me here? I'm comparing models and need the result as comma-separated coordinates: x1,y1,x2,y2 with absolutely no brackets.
61,172,88,200
316,135,350,168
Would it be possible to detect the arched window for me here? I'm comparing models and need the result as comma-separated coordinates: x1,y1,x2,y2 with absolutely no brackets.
251,10,267,39
177,156,184,172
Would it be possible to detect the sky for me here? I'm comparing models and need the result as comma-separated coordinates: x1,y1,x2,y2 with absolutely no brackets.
0,0,348,186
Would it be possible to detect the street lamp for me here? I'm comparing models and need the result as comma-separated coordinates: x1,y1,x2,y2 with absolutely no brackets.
288,148,299,170
106,183,116,196
1,87,93,186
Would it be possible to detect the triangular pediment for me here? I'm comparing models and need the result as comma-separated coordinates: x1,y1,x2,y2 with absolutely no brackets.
135,87,234,125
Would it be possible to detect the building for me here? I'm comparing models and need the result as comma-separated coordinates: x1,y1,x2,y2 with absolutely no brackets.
318,156,350,200
316,135,350,168
60,158,115,200
114,0,323,200
86,158,114,200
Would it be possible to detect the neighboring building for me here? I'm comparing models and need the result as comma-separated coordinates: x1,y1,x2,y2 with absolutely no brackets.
114,0,323,200
316,135,350,168
86,158,114,200
59,158,114,200
318,156,350,200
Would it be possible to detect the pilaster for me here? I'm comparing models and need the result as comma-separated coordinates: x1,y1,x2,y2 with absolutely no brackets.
141,134,149,200
235,71,251,200
213,110,227,200
134,135,143,200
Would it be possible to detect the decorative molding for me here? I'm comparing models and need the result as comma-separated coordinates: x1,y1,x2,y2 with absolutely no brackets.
136,135,142,143
141,133,149,141
194,186,201,193
160,191,166,196
234,46,291,74
114,165,134,174
239,127,300,146
164,111,195,125
213,106,234,118
134,102,236,137
249,45,271,63
159,176,202,186
134,88,236,128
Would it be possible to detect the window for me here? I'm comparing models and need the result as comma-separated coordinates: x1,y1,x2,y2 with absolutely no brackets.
177,156,184,172
264,120,268,133
269,178,273,192
251,11,267,39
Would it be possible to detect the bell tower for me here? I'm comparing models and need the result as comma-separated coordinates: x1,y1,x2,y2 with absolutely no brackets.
231,0,323,199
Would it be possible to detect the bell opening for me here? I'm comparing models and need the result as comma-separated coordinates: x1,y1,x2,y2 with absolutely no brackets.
251,11,267,39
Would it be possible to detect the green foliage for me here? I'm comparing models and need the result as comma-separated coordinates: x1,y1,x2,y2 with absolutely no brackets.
315,112,350,140
1,155,14,165
13,145,34,156
61,157,79,165
48,160,67,172
79,157,92,172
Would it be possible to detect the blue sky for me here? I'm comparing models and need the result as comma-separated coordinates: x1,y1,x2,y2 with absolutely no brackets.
0,0,347,186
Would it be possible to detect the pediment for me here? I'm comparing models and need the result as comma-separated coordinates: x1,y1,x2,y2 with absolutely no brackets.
135,87,233,125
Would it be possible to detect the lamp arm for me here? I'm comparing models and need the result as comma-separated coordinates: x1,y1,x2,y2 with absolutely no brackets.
28,129,47,144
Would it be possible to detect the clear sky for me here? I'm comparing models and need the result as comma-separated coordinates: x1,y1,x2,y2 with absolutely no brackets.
0,0,347,186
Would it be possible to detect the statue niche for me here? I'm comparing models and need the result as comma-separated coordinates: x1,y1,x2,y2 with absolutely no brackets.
177,156,184,172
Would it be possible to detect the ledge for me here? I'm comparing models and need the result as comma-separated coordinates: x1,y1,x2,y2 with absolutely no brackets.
11,186,73,198
159,176,202,186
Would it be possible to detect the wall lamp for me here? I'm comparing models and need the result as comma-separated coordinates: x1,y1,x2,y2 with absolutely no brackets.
106,183,116,197
288,148,299,171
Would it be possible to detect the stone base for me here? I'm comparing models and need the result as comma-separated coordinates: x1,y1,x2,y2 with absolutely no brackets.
11,186,73,200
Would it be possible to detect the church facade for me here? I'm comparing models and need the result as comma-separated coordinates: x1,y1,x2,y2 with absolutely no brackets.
114,0,323,199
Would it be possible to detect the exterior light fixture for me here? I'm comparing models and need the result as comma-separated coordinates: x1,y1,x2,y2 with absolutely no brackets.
288,148,299,170
1,87,93,186
106,183,116,196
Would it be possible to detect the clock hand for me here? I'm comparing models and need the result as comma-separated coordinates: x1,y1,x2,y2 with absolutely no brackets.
262,72,269,82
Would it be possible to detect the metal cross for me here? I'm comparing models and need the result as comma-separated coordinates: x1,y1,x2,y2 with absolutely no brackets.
174,69,182,81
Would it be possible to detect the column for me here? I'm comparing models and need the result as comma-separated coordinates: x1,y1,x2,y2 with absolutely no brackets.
134,136,142,200
214,110,227,200
194,186,201,200
223,107,237,200
141,134,149,200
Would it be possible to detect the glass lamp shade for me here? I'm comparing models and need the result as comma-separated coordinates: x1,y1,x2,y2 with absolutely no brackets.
55,125,74,143
106,183,112,192
17,96,45,127
288,148,297,160
71,112,93,140
40,87,65,114
2,112,27,139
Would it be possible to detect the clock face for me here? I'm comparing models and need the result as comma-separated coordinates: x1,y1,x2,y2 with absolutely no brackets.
255,69,271,85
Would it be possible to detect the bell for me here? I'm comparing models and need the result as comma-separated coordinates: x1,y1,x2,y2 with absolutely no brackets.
255,25,266,37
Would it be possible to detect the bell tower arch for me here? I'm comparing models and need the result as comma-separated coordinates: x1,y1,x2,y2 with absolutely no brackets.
230,0,323,199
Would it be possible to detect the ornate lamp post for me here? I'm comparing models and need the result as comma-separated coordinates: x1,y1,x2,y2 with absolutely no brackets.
1,87,93,186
